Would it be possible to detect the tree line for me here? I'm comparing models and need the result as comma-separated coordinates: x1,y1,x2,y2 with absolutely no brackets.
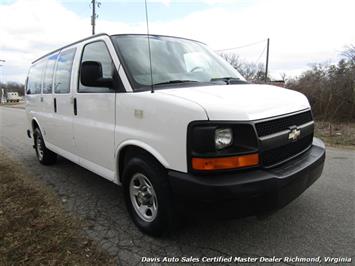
220,45,355,122
287,46,355,122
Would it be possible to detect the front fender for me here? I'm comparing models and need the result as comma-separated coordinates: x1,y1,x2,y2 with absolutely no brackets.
115,139,170,184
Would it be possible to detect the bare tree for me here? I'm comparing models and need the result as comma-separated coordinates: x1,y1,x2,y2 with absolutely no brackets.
341,45,355,62
219,52,242,70
280,72,287,82
286,46,355,122
219,52,267,82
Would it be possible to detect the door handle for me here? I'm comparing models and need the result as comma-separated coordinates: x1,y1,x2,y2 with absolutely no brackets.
40,96,43,102
73,97,77,116
53,98,57,113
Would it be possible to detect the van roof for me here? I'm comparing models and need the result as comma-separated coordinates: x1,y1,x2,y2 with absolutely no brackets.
32,33,205,64
32,33,109,64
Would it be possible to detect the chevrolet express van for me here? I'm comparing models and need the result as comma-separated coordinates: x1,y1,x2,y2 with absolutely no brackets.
25,34,325,236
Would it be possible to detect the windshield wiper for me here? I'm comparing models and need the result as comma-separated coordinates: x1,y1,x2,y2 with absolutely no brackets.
153,80,199,86
210,77,247,85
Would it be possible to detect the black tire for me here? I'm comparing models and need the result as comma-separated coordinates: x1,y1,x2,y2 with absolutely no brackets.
33,127,57,165
122,152,177,237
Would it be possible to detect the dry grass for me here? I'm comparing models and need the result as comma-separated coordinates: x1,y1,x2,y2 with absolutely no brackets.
0,149,115,265
315,121,355,148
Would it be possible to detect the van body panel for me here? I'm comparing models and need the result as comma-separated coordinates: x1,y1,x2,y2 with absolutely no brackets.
114,91,208,177
73,92,116,172
46,142,115,181
25,35,130,183
46,142,79,165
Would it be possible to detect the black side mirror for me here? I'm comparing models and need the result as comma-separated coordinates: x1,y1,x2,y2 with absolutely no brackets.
80,61,114,88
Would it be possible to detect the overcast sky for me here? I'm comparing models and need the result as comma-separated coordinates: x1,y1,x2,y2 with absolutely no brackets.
0,0,354,83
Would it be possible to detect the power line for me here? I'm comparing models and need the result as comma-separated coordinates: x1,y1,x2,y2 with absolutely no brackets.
255,45,267,65
215,39,266,52
0,60,6,104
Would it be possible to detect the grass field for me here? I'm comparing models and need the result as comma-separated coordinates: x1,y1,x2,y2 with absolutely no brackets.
315,121,355,148
0,149,114,265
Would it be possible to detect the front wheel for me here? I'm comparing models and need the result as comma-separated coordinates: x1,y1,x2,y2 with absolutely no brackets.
123,153,177,236
33,128,57,165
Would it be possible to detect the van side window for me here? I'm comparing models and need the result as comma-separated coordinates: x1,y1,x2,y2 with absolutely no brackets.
43,53,58,94
54,48,76,94
26,60,46,95
79,41,114,93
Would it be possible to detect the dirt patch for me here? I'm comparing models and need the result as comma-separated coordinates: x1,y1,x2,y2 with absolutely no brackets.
0,149,115,265
315,121,355,148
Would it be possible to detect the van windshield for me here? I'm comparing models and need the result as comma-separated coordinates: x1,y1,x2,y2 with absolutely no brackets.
112,35,246,91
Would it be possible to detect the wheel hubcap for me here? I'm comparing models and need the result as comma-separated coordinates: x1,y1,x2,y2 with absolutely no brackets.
129,173,158,222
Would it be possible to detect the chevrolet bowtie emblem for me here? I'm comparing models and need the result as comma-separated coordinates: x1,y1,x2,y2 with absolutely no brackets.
288,127,301,141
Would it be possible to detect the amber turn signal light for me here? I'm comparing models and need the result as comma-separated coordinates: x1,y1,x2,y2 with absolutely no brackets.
192,153,259,171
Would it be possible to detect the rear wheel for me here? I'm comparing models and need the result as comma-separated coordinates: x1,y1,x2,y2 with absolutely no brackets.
33,128,57,165
122,152,177,236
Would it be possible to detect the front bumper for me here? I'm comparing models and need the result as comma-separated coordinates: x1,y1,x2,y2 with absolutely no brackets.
168,138,325,216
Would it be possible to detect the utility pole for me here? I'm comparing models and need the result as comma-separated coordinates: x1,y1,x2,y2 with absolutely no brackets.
265,38,270,83
0,60,6,104
0,59,5,84
91,0,101,35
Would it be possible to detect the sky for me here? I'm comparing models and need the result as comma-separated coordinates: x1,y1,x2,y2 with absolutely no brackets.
0,0,354,83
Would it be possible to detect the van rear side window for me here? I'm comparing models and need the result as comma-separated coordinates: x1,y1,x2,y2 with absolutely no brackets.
26,60,46,95
54,48,76,94
43,53,59,94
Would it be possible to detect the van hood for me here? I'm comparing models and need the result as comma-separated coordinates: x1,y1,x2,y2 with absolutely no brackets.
158,84,310,121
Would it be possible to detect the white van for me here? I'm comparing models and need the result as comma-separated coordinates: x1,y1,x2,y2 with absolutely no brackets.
7,91,21,102
25,33,325,236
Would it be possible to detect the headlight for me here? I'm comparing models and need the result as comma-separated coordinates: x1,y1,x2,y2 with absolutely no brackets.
215,128,233,150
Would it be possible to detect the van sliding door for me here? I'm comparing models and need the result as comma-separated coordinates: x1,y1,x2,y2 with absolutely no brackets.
39,52,58,145
48,47,78,161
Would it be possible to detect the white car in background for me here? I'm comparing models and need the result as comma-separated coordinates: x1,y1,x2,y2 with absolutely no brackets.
25,33,325,236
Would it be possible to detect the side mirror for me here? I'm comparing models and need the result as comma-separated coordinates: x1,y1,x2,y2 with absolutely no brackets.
80,61,113,88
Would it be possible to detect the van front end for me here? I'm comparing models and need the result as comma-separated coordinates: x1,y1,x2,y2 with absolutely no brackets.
169,109,325,217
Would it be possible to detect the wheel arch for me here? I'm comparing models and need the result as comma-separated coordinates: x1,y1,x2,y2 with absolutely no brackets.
115,141,170,184
31,118,40,131
31,118,47,143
